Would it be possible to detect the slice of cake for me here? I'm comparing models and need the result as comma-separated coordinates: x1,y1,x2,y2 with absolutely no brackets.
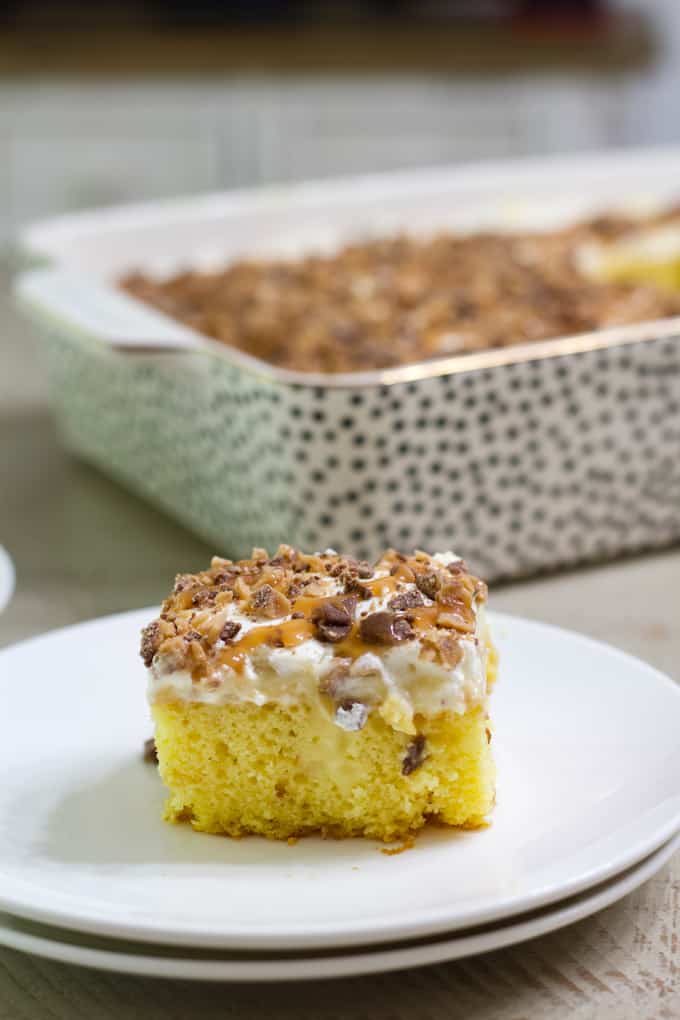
140,547,498,842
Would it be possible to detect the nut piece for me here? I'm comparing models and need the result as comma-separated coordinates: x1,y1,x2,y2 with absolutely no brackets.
250,584,291,619
219,620,242,643
402,735,427,776
388,589,425,611
359,611,415,645
312,601,353,643
140,621,161,668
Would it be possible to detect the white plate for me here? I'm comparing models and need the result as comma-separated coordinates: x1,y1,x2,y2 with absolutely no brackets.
0,546,15,613
1,833,678,982
0,610,678,950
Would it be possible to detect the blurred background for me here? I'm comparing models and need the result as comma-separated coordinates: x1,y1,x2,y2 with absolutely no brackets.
0,0,677,240
2,0,680,666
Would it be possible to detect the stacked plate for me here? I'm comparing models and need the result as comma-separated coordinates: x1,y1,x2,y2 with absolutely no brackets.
0,608,678,981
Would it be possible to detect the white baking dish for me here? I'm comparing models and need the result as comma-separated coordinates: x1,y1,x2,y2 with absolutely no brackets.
15,148,680,579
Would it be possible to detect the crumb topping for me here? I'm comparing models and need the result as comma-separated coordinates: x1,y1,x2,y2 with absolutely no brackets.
120,208,680,374
141,546,487,687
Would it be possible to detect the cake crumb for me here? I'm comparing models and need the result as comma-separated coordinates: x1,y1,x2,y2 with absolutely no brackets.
143,737,158,764
381,836,415,856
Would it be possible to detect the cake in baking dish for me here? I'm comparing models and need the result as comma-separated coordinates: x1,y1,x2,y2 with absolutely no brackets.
140,546,498,841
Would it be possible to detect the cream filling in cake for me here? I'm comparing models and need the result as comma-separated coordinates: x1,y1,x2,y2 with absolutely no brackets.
147,551,490,736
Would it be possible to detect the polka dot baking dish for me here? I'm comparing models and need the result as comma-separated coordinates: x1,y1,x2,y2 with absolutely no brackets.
14,150,680,580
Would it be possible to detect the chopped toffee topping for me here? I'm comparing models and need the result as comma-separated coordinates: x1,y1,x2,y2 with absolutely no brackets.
140,621,161,668
140,546,487,681
251,584,291,619
120,207,680,375
388,589,425,612
218,621,242,643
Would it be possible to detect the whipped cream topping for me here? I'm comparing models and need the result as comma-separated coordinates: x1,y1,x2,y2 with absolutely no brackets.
143,546,492,735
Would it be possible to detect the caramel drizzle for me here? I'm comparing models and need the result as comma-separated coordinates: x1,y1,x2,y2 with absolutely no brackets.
214,578,447,674
218,618,316,672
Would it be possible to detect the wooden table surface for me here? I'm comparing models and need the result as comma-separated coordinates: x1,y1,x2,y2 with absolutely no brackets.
1,269,678,1019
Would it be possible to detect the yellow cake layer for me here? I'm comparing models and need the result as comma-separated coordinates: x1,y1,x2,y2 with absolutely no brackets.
152,699,495,842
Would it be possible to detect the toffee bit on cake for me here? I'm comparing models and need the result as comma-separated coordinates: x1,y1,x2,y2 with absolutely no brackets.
402,735,427,776
184,629,203,643
390,562,416,582
154,634,189,672
344,575,371,599
360,611,415,645
414,570,440,600
250,583,292,619
422,630,464,668
212,571,236,586
192,588,216,608
447,560,467,575
437,608,475,633
140,621,161,667
388,589,425,612
319,658,352,698
219,620,242,643
311,601,353,643
173,575,195,594
143,737,158,764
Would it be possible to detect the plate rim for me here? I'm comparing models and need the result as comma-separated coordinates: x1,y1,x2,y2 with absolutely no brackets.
0,607,679,950
1,833,678,983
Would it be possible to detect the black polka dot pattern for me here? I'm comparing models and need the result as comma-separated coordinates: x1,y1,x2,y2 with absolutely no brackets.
45,329,680,581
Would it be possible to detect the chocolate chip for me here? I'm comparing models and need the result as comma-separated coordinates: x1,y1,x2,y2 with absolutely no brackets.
219,621,242,643
359,611,414,645
291,611,305,619
143,737,158,764
184,629,202,643
388,589,425,611
191,589,216,607
402,735,427,775
173,575,194,594
311,601,353,642
140,621,161,667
